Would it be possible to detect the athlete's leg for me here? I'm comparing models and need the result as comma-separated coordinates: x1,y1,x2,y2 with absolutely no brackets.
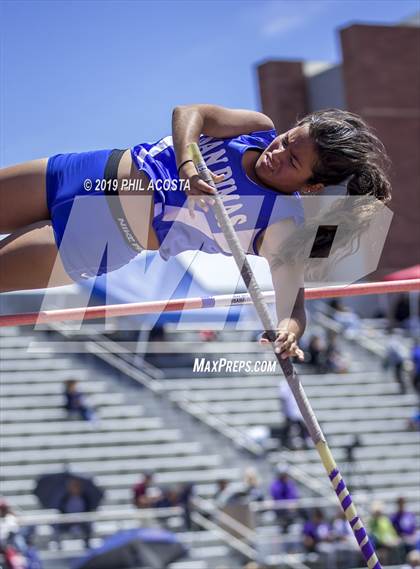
0,159,50,233
0,221,75,292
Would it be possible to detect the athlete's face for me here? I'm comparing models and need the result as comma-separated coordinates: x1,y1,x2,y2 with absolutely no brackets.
255,124,323,194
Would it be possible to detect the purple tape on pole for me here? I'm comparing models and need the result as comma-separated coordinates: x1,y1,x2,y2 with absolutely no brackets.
335,479,345,495
342,495,352,511
329,469,339,481
362,541,375,560
354,527,367,545
350,517,381,567
202,297,215,308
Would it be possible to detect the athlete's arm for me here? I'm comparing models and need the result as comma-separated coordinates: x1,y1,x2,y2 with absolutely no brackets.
172,104,274,182
257,219,306,360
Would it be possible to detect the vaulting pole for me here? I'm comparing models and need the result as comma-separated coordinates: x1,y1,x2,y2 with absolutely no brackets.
188,142,383,569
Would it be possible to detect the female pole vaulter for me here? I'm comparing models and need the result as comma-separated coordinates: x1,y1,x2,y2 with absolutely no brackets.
0,104,391,359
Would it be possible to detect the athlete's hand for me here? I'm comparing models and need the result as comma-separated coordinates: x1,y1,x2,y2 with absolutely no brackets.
259,330,304,361
186,172,224,218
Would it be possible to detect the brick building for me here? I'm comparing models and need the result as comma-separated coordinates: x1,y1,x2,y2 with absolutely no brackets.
257,18,420,278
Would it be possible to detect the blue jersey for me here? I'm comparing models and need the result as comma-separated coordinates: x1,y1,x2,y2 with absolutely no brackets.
131,130,304,261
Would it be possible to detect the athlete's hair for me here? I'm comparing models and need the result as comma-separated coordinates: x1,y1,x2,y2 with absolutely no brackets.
273,108,392,269
298,108,391,203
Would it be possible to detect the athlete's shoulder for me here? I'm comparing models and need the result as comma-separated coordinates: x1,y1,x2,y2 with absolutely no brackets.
234,128,277,148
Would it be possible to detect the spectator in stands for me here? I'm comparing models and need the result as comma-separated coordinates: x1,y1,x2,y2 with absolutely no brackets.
307,334,325,372
63,380,97,422
407,405,420,431
177,483,195,531
0,500,41,569
324,331,348,373
156,483,196,530
0,500,20,548
411,338,420,394
278,378,309,450
329,299,361,340
54,478,94,549
1,546,27,569
303,508,330,551
303,508,336,569
154,486,178,509
402,549,420,569
330,509,360,567
215,468,264,507
391,497,417,554
145,324,171,367
221,466,264,502
393,295,410,328
214,479,229,502
383,330,406,393
198,329,218,342
270,466,301,533
135,480,194,530
241,468,264,503
368,500,403,565
270,466,299,502
148,324,166,342
132,472,161,509
331,509,351,540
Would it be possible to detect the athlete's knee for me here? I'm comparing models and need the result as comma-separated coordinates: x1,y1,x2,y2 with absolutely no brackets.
0,222,68,292
0,160,49,232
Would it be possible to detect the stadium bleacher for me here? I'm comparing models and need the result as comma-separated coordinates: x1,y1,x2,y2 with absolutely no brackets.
0,326,246,569
1,319,419,569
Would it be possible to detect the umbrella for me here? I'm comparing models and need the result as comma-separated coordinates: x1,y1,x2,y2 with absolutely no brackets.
385,265,420,333
34,471,104,511
71,528,188,569
384,265,420,281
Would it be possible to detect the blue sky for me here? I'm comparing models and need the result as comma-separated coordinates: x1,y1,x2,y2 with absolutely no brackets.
1,0,418,165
